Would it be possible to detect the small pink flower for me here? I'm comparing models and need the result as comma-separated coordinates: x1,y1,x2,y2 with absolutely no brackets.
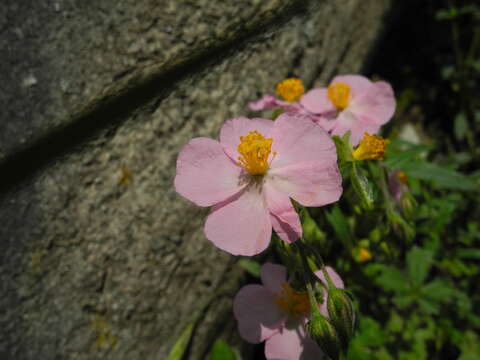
300,75,396,145
233,263,345,360
249,94,299,112
174,113,342,256
388,170,408,202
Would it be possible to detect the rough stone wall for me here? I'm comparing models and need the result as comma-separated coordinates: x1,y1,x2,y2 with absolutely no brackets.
0,0,392,359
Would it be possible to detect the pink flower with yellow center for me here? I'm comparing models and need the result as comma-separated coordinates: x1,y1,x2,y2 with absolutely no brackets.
300,75,396,145
249,78,315,117
174,114,342,256
234,263,345,360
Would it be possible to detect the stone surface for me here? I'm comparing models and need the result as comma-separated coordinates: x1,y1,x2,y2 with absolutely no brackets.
0,0,393,359
0,0,310,161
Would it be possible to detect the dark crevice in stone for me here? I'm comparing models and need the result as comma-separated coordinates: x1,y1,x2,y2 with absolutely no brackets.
0,1,317,195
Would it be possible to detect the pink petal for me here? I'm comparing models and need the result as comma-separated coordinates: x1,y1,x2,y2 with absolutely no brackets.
249,94,291,111
315,266,345,289
219,117,274,160
314,115,337,132
349,80,396,126
315,267,345,317
269,113,337,170
269,162,342,207
260,263,288,295
174,138,245,206
204,185,272,256
264,182,302,243
233,284,284,344
329,110,378,146
265,323,324,360
300,88,336,114
331,74,373,102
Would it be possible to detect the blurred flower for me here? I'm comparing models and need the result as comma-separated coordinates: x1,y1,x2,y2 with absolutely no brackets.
352,133,390,161
300,75,396,145
359,248,372,262
234,263,344,360
388,170,409,202
174,114,342,256
249,78,309,114
353,247,373,262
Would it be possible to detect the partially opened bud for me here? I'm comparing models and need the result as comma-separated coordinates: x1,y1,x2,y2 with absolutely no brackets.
306,311,341,360
326,287,355,349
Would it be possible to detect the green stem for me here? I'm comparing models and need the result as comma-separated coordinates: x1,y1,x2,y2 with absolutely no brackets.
297,242,320,311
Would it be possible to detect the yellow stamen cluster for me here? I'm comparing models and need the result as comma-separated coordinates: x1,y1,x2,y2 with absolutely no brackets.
275,78,305,102
358,248,373,263
352,133,390,161
237,130,274,175
273,282,310,317
327,82,351,110
396,171,408,185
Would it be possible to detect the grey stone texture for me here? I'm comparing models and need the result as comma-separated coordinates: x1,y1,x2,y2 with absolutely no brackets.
0,0,393,359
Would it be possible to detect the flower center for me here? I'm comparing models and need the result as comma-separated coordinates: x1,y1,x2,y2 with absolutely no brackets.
276,78,305,102
352,132,390,161
272,282,310,317
237,131,274,175
327,82,350,110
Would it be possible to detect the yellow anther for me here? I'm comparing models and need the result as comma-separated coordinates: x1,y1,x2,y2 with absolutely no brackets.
358,248,372,263
352,133,390,161
396,171,408,185
273,283,310,317
327,82,351,110
237,130,274,175
276,78,305,102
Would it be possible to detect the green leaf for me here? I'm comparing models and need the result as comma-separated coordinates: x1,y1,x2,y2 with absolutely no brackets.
237,258,261,277
350,162,374,210
384,144,431,169
325,205,351,245
271,108,284,120
422,279,456,303
356,317,386,347
454,113,468,141
300,208,325,243
456,248,480,259
393,294,415,309
209,341,237,360
166,322,195,360
406,247,434,287
402,162,477,191
459,332,480,360
387,312,404,333
376,266,409,293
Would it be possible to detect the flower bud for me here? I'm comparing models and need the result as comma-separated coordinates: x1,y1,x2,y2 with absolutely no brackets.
326,287,355,349
400,192,416,219
350,162,374,210
306,311,341,360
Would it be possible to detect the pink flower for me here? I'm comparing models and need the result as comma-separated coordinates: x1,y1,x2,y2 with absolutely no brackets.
300,75,396,145
388,170,408,202
233,263,345,360
249,94,302,113
174,113,342,256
